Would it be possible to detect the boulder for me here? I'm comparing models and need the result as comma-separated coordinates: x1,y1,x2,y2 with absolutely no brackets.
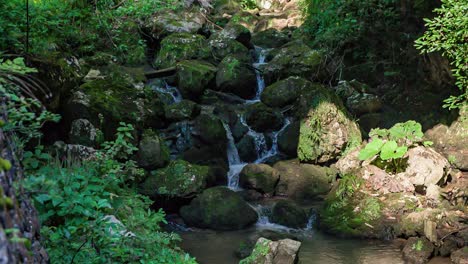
232,117,249,142
274,160,337,200
209,33,249,62
136,130,170,170
277,121,300,158
252,28,290,48
176,60,217,100
402,237,434,264
402,146,449,188
236,134,258,162
155,33,211,68
297,86,362,164
262,41,323,84
246,103,284,132
239,164,280,195
346,93,382,116
261,76,315,108
139,160,213,199
180,186,258,230
164,100,201,121
193,114,227,145
450,247,468,264
425,105,468,170
239,237,301,264
216,54,257,99
270,200,308,228
218,23,252,49
69,119,97,147
142,9,206,39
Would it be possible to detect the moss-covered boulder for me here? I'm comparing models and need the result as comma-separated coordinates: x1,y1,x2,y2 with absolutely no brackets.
274,160,337,201
261,76,315,108
137,129,170,170
239,164,280,195
402,237,434,264
176,60,217,100
164,100,201,121
245,103,284,132
262,41,323,84
252,28,290,48
271,200,308,228
155,33,211,68
216,54,257,99
142,9,206,39
139,160,213,199
208,34,249,62
236,134,257,162
297,86,362,164
277,121,300,158
346,93,382,116
194,114,227,145
69,119,97,147
218,23,252,49
180,186,258,230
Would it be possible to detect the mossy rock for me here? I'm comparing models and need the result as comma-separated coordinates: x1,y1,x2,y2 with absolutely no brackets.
262,41,324,84
164,100,201,121
142,9,206,39
139,160,213,199
277,121,300,158
236,134,257,162
155,33,211,68
218,23,252,49
216,54,257,99
251,28,290,48
261,76,315,108
297,86,362,164
194,114,227,145
271,200,308,228
176,60,217,100
137,129,170,170
69,119,97,147
245,103,284,132
208,34,249,62
274,159,336,201
239,164,280,195
180,186,258,230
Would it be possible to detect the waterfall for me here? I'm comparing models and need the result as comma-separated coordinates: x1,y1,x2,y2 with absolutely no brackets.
252,47,267,101
223,122,246,190
150,79,182,104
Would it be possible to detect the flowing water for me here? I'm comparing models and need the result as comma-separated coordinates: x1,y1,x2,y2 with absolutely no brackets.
149,78,182,104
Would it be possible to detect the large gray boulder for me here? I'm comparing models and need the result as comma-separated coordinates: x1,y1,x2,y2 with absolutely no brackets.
216,54,257,99
137,130,170,170
270,200,308,228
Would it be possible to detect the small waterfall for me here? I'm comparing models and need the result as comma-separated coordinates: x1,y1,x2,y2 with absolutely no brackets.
150,79,182,104
252,47,267,101
255,118,291,163
223,122,246,190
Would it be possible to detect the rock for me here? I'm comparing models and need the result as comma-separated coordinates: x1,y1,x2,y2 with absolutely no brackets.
232,117,249,142
425,105,468,170
180,186,258,230
239,237,301,264
361,165,415,194
212,0,241,15
252,28,289,48
139,160,213,199
136,130,170,170
218,23,252,49
155,33,211,68
209,33,249,62
52,141,96,161
297,86,362,164
164,100,201,121
83,69,104,82
438,236,459,257
358,113,383,135
402,237,434,264
176,60,217,100
236,135,257,162
346,93,382,116
239,164,280,195
274,160,336,200
246,103,284,132
450,247,468,264
142,9,206,39
69,119,97,147
423,220,438,243
403,146,450,188
216,54,257,99
262,41,323,84
425,184,441,201
261,76,316,108
227,11,260,32
277,121,300,158
193,114,227,145
271,200,308,228
334,148,361,175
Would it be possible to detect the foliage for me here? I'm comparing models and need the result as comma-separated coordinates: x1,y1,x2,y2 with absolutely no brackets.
412,239,424,251
415,0,468,109
239,240,270,264
0,57,61,149
240,0,257,9
358,120,429,173
22,123,196,264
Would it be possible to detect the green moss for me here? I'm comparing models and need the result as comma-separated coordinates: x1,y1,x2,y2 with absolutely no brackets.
176,60,216,99
155,33,211,68
239,239,270,264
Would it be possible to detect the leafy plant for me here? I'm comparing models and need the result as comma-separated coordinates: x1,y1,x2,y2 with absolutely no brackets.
415,0,468,109
358,120,428,173
412,239,424,251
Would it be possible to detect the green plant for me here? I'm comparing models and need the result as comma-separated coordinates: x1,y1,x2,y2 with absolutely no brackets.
412,239,424,251
415,0,468,109
358,120,428,173
239,240,270,264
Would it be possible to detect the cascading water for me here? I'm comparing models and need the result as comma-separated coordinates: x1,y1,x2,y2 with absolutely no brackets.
149,79,182,104
252,47,267,101
223,122,246,190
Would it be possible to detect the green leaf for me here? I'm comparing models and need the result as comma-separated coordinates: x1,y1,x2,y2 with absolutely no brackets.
35,194,51,204
380,141,407,160
358,138,384,160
